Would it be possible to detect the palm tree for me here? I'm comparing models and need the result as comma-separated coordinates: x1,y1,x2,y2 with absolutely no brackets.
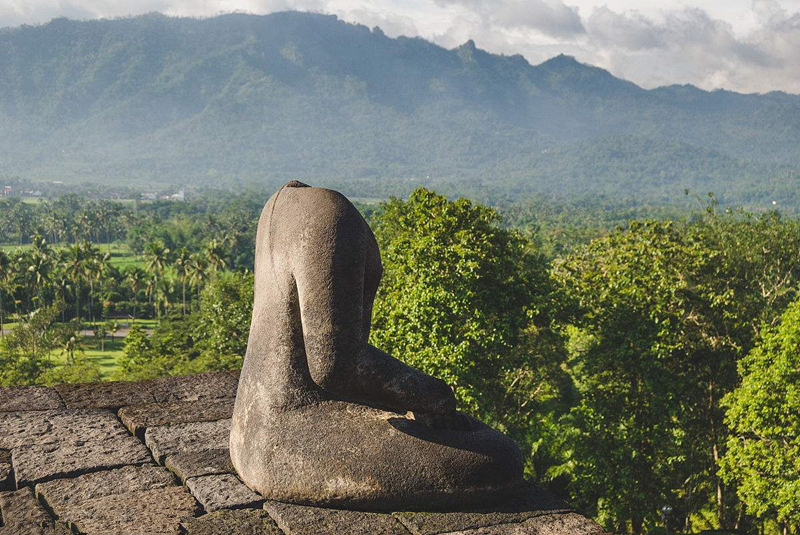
84,245,110,322
25,235,53,310
174,247,191,316
0,250,11,337
124,267,147,320
187,253,208,309
64,242,89,324
204,239,227,274
144,241,171,320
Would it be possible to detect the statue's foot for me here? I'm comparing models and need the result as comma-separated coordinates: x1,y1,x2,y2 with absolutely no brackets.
231,400,524,511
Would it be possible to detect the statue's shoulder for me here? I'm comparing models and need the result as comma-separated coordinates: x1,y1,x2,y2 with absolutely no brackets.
270,181,355,216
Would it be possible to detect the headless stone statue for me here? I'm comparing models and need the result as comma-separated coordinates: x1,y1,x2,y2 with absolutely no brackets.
230,181,523,510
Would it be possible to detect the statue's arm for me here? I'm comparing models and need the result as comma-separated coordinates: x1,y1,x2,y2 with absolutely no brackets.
293,198,455,414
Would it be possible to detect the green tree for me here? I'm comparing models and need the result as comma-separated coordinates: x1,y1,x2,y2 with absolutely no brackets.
720,293,800,533
555,220,713,534
370,188,565,465
175,247,191,316
0,302,66,386
144,240,171,320
0,250,10,338
190,270,254,372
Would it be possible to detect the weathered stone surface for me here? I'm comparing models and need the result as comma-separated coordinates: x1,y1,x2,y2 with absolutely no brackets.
119,398,234,439
393,485,571,535
0,386,63,413
0,487,52,527
0,409,127,449
181,509,282,534
232,183,523,509
54,381,155,410
13,435,152,486
36,464,176,513
144,371,238,403
0,487,72,534
165,448,233,482
145,419,231,464
0,450,12,491
439,513,608,535
265,500,410,535
186,473,263,512
61,485,200,535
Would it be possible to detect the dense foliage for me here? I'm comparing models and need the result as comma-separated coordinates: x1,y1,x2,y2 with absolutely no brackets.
2,13,800,207
370,189,567,472
2,188,800,533
721,295,800,530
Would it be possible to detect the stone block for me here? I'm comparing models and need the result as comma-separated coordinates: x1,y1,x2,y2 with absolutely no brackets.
55,381,155,410
439,512,608,534
186,473,263,512
145,419,231,464
13,435,152,486
0,487,71,534
0,450,12,491
0,386,63,413
165,448,233,482
181,509,282,534
144,372,238,403
36,464,176,513
393,485,571,535
0,409,127,449
61,485,200,535
119,398,234,439
264,500,411,535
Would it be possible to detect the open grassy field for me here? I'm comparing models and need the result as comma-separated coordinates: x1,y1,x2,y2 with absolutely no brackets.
0,241,144,270
49,338,126,378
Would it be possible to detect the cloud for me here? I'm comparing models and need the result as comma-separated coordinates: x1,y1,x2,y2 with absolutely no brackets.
433,0,585,39
0,0,799,93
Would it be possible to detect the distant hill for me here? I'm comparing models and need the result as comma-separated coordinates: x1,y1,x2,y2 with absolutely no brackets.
1,12,799,207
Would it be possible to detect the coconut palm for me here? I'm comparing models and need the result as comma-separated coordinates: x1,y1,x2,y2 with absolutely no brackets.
124,267,147,320
144,241,171,321
174,247,191,316
63,242,90,324
204,238,227,274
0,250,11,337
25,235,53,310
187,253,209,309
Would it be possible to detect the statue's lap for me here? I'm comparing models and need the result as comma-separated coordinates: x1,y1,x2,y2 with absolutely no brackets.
232,400,523,510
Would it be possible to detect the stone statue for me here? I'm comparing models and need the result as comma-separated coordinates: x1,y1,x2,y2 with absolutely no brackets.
230,181,523,510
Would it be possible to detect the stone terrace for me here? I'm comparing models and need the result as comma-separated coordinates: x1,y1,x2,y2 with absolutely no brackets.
0,371,607,534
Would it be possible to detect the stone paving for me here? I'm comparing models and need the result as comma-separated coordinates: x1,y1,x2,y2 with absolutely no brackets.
0,372,608,534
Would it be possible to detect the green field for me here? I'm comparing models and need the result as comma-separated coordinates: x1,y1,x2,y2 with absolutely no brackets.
0,241,143,270
49,337,126,377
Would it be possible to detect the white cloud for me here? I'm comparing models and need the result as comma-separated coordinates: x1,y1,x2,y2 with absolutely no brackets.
1,0,799,93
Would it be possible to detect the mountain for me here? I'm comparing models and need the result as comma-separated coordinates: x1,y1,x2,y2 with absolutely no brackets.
1,12,799,206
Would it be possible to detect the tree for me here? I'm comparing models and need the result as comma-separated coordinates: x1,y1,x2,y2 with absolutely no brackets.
0,302,66,386
720,293,800,533
124,267,147,320
555,220,714,534
0,250,10,338
204,238,227,274
369,188,566,469
187,253,209,308
190,270,254,371
144,240,171,320
175,247,191,316
64,242,89,323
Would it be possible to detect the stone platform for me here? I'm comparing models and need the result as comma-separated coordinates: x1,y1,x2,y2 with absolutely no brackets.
0,372,606,534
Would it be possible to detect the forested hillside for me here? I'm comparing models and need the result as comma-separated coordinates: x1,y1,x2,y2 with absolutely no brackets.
1,12,800,206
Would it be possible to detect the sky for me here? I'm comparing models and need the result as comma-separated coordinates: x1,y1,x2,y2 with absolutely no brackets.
1,0,799,94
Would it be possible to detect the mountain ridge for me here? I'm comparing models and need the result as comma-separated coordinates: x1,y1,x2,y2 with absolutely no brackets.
1,11,799,207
